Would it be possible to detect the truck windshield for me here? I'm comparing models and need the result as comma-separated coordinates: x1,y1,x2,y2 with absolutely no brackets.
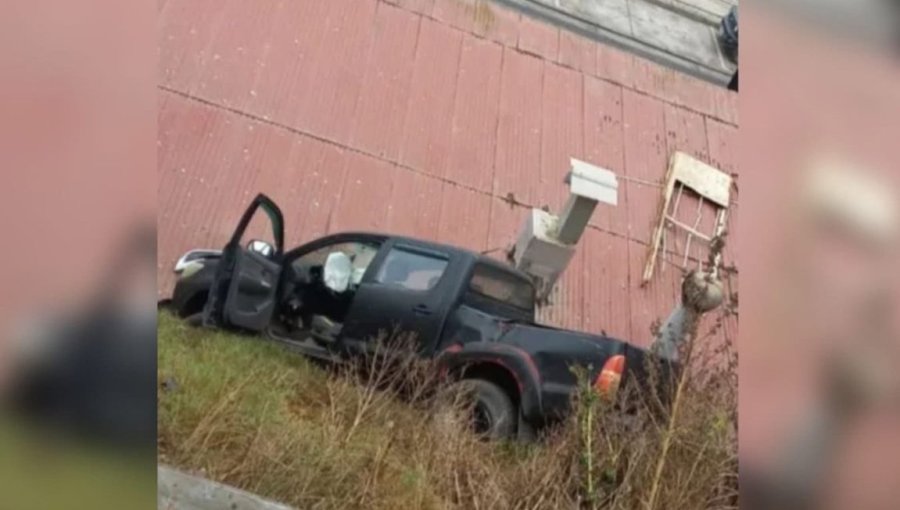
467,263,535,312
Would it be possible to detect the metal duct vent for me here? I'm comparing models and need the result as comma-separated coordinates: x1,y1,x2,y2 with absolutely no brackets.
511,158,618,300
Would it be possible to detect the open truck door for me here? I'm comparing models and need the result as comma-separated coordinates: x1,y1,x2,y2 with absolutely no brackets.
203,194,285,331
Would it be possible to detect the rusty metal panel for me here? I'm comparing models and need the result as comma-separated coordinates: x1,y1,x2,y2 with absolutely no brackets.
330,151,396,233
399,17,463,178
262,1,336,128
195,0,281,113
350,3,421,162
713,85,738,126
595,43,636,89
385,0,435,16
297,0,379,145
623,88,668,184
539,61,584,211
706,117,739,178
582,229,632,341
583,77,625,176
723,202,739,269
437,184,491,252
583,76,629,237
158,0,230,94
293,142,350,242
536,239,587,331
626,181,664,245
494,48,543,207
447,35,503,193
245,124,347,245
386,169,446,242
482,3,520,47
560,240,587,331
663,103,711,165
432,0,480,34
669,72,720,126
558,31,597,76
517,13,558,61
241,1,328,123
627,237,680,348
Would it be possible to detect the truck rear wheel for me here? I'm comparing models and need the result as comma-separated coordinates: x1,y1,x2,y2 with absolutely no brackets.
449,379,517,440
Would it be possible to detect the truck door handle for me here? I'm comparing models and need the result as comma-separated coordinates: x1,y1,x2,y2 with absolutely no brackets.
412,304,432,316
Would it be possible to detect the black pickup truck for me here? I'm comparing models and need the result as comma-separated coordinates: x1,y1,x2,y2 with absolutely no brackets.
169,194,671,439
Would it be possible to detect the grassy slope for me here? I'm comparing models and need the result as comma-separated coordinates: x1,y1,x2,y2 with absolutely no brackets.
0,421,155,510
158,311,737,510
159,311,495,509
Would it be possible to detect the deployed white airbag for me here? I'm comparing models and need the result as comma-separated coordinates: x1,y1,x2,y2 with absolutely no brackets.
323,252,352,293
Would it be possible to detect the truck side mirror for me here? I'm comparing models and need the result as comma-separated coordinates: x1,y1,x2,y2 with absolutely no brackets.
247,239,274,258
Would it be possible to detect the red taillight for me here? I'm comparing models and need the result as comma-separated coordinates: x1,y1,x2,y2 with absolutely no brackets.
594,355,626,398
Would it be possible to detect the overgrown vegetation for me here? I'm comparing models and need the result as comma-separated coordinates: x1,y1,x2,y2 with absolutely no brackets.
158,309,737,509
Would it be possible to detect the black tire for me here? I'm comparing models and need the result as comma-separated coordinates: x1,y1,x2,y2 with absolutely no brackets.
449,379,517,440
517,410,538,442
184,312,204,327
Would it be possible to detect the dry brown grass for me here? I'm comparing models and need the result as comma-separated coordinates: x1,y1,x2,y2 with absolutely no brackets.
158,309,736,509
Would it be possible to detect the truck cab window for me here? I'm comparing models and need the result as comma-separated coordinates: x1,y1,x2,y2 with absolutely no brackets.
375,248,448,291
467,263,535,313
278,240,381,341
292,241,380,286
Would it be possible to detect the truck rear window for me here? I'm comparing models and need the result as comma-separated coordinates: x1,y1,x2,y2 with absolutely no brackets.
468,263,535,311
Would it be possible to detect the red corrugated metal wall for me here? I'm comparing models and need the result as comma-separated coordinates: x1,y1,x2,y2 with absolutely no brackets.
158,0,739,348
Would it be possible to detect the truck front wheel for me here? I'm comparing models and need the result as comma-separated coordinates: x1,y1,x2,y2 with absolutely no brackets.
450,379,517,440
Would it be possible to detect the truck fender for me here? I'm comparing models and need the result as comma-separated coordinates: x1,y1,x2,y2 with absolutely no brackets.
437,342,544,424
